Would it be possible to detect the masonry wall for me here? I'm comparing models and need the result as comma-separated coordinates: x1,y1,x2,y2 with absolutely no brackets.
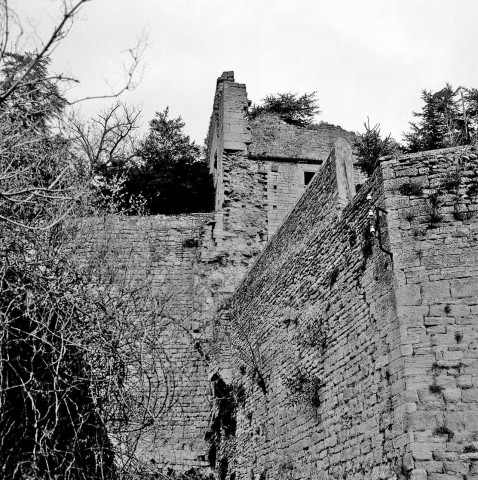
76,202,267,471
212,144,478,480
382,146,478,480
255,158,322,237
248,114,356,160
78,214,214,469
248,114,362,236
73,72,270,472
212,140,406,480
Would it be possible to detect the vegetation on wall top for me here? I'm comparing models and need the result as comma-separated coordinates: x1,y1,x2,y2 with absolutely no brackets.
247,91,320,127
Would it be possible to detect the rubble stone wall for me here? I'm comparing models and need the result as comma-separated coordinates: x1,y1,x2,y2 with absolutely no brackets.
214,139,405,480
248,114,356,161
383,146,478,480
213,144,478,480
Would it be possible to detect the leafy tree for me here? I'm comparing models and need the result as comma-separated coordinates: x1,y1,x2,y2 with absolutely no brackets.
403,84,478,152
1,52,67,132
0,3,160,479
117,108,214,215
464,88,478,142
70,102,142,213
248,91,320,127
354,119,400,176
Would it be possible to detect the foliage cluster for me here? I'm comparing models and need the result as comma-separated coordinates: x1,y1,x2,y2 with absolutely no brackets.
247,91,320,127
284,370,321,408
404,84,478,152
354,119,400,176
0,6,186,479
77,106,215,216
355,84,478,177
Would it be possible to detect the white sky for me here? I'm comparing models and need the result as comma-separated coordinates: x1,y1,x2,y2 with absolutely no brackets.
13,0,478,144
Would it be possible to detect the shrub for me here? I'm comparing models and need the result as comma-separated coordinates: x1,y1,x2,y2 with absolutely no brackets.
247,92,320,127
433,425,454,439
442,170,461,192
429,383,444,394
399,182,424,196
285,371,322,408
354,119,399,176
428,211,443,227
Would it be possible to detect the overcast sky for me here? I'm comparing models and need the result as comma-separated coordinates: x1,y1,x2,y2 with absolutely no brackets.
15,0,478,144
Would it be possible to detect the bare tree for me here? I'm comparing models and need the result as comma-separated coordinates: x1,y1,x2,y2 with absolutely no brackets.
0,0,145,230
69,102,144,213
0,2,170,479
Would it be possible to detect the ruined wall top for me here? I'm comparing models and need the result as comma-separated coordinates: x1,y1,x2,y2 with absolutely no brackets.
206,70,252,156
248,113,356,162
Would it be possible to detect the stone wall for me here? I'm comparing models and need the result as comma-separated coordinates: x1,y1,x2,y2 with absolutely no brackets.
77,204,266,470
207,72,360,239
248,111,361,238
75,69,478,478
73,72,271,471
383,146,478,480
78,214,214,469
211,144,478,480
248,113,356,161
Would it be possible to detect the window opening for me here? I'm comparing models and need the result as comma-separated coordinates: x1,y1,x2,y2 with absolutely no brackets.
304,171,315,186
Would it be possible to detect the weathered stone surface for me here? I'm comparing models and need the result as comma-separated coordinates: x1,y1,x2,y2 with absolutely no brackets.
210,142,478,480
82,71,478,480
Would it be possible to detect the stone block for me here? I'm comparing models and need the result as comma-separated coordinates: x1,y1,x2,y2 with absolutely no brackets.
451,278,476,298
421,281,451,303
462,389,478,402
397,285,422,306
443,388,462,403
410,468,427,480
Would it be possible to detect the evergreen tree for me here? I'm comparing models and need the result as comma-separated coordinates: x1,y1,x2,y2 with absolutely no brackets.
354,119,399,176
403,84,473,152
120,108,214,215
0,53,66,133
248,92,320,127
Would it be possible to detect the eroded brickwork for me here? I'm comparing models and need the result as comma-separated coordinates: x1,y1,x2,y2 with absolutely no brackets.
208,73,358,238
248,113,356,160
